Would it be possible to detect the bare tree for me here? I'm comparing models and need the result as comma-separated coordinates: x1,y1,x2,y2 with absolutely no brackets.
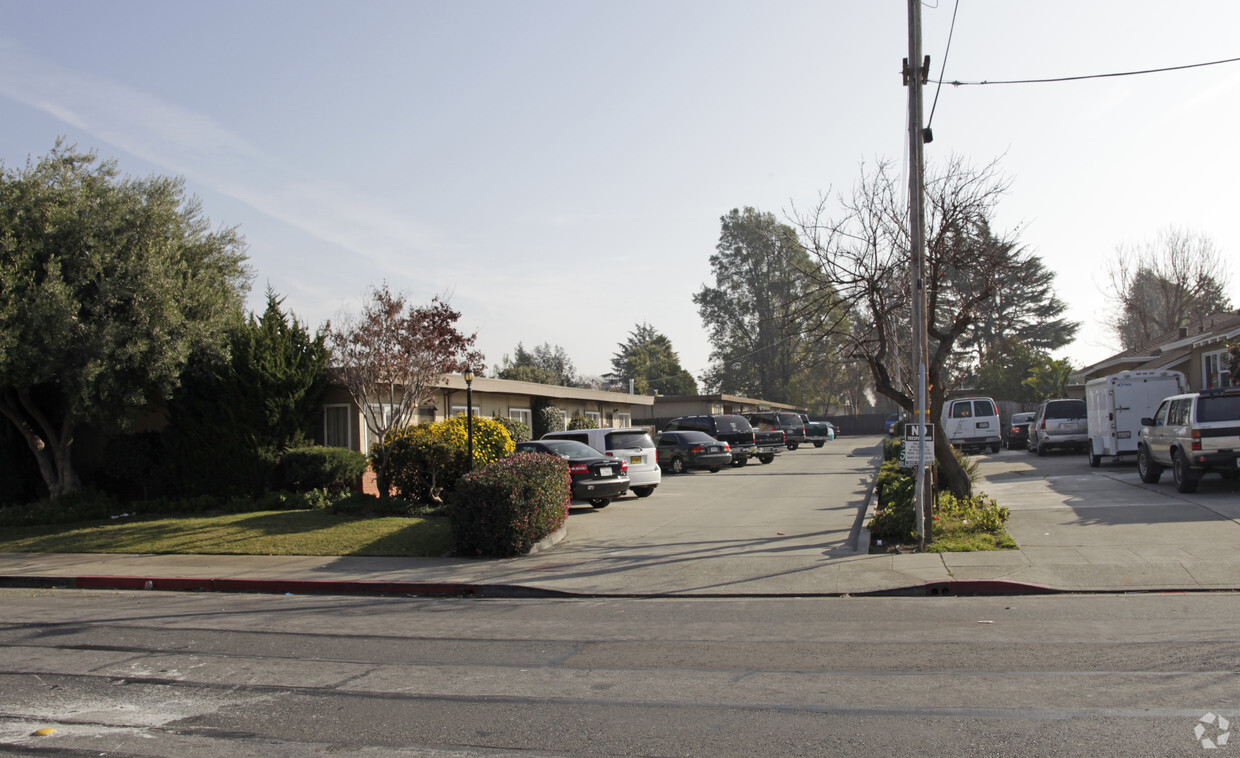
1105,227,1232,350
793,156,1030,497
328,285,483,497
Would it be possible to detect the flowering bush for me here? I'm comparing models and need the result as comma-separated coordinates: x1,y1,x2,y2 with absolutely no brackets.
384,416,515,503
449,452,571,557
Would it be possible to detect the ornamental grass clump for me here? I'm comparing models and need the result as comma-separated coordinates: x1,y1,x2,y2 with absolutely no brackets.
449,452,570,558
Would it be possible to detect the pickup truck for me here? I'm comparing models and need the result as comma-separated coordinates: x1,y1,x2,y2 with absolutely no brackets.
752,429,785,464
663,414,774,467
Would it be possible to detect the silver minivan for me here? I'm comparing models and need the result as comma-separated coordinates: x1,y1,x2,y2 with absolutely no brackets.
541,428,661,498
940,397,1001,453
1028,398,1088,456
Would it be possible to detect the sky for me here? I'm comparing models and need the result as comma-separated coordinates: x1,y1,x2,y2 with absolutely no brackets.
3,1,1240,387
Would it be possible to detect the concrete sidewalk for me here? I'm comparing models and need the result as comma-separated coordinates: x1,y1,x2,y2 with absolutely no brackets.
1,438,1238,597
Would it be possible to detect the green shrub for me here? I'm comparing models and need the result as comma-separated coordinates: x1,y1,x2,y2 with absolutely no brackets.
935,491,1010,533
568,412,599,430
868,500,916,543
882,437,904,461
875,459,914,509
535,404,566,437
0,488,120,527
99,431,165,500
449,452,570,557
277,446,368,493
495,416,531,443
385,416,516,504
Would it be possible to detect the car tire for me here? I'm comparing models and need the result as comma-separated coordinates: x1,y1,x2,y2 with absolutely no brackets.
814,442,825,448
1173,450,1199,494
731,458,748,467
758,454,775,464
632,486,655,498
1088,449,1101,468
1036,439,1046,457
990,443,1001,454
589,498,611,508
1137,445,1163,483
708,467,721,473
786,444,798,451
669,457,685,475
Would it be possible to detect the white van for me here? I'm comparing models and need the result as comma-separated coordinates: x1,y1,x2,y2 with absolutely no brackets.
940,397,1002,453
541,428,660,497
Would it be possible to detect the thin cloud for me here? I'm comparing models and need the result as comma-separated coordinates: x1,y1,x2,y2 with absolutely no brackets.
0,37,444,276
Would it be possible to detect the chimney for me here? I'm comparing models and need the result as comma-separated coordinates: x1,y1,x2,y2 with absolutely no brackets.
1178,327,1188,339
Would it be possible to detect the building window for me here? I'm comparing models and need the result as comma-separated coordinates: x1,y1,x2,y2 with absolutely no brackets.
1204,350,1234,389
510,408,532,428
451,405,480,417
585,411,601,427
617,412,631,428
323,405,351,449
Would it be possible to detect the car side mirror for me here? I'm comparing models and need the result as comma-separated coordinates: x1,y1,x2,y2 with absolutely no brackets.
1140,418,1155,427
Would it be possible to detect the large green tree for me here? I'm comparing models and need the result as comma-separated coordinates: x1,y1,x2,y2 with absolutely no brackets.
162,289,329,496
494,342,578,386
958,256,1079,366
0,142,250,499
608,323,697,396
695,207,834,403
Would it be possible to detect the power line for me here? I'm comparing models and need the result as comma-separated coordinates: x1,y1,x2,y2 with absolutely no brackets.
925,0,960,131
939,55,1240,87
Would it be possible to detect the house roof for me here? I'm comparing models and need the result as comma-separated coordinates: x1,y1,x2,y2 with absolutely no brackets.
438,374,655,406
1073,310,1240,383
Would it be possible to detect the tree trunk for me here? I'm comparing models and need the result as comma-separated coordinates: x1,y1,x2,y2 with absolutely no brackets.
934,434,972,499
0,396,80,500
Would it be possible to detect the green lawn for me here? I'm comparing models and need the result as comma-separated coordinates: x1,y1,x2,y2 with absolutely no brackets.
0,510,455,557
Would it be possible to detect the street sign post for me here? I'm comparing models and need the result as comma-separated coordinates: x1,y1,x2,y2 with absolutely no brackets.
901,422,934,469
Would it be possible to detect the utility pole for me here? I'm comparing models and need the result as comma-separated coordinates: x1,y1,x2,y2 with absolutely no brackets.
904,0,931,550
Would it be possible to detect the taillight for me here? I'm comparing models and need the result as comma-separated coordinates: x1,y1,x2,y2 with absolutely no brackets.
690,445,705,453
604,451,615,457
620,460,628,472
568,463,589,474
722,442,730,450
750,432,756,443
1192,430,1202,451
1040,420,1046,429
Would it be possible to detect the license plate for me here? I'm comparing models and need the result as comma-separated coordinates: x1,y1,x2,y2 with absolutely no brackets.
977,421,988,428
708,446,719,453
630,455,641,464
598,467,612,477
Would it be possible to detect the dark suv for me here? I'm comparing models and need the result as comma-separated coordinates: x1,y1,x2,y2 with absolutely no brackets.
662,415,758,466
744,411,807,450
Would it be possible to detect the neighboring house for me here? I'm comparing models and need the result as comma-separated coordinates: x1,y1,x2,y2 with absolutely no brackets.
318,373,657,455
1071,310,1240,392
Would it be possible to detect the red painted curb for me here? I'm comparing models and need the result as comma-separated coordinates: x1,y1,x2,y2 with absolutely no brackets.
73,576,479,596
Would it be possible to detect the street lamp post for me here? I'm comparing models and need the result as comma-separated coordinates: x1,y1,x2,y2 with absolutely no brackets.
463,368,475,472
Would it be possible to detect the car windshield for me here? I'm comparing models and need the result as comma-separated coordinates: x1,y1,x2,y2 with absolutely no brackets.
1198,394,1240,423
776,413,802,425
524,440,599,458
606,431,654,450
1013,413,1035,423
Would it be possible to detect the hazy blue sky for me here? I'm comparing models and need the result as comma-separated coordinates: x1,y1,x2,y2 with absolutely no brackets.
3,1,1239,385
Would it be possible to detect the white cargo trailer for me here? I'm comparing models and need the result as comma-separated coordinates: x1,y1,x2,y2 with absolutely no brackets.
1085,369,1187,467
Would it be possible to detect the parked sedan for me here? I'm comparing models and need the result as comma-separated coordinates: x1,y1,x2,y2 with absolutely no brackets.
654,431,733,474
1005,411,1036,450
514,439,629,508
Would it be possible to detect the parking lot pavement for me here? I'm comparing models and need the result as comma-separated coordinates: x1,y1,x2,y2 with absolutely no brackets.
3,438,1240,597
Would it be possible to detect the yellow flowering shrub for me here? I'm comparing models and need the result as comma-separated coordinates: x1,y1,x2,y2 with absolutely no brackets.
384,416,515,504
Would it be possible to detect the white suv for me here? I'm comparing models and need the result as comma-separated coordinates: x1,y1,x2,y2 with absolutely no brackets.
541,428,661,497
1137,387,1240,493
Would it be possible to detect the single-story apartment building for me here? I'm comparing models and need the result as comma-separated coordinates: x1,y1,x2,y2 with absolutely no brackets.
632,394,808,429
319,373,656,453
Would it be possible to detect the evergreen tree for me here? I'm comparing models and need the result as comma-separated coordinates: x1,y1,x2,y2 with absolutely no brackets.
608,323,697,395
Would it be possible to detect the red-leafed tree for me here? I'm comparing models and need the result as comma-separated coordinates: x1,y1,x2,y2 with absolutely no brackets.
328,285,483,497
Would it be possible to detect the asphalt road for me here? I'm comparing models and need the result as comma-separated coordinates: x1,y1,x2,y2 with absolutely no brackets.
3,588,1239,756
